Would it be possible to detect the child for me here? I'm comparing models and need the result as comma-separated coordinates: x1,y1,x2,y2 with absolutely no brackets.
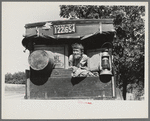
69,43,94,77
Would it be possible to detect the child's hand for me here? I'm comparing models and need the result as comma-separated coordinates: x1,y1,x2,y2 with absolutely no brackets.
69,66,78,72
72,66,78,72
80,66,90,71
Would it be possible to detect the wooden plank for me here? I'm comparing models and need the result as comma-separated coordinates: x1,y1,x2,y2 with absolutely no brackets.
65,45,69,69
111,76,116,98
25,70,30,99
26,78,30,99
29,76,113,99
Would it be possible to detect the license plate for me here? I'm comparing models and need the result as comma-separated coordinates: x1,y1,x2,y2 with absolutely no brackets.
54,24,76,34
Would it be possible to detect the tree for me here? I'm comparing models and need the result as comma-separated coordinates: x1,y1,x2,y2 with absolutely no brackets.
5,72,26,84
59,5,145,100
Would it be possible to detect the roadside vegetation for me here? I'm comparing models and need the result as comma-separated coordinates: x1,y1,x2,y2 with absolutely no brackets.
5,72,26,84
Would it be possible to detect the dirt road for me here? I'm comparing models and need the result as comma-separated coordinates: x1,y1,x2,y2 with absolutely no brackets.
4,84,25,100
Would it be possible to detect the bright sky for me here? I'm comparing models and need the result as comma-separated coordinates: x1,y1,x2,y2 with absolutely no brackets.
2,2,64,74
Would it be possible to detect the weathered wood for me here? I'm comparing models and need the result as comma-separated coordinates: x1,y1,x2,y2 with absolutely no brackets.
29,75,113,100
24,78,30,99
111,76,116,98
24,70,30,99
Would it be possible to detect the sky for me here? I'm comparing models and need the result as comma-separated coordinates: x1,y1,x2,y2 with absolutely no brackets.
2,2,64,74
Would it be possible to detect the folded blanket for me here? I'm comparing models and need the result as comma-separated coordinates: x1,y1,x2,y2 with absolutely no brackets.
72,68,98,77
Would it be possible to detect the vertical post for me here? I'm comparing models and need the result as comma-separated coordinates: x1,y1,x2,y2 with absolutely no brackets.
25,70,30,99
111,76,116,98
64,45,69,69
45,92,48,99
26,78,30,99
111,52,117,99
123,80,127,100
99,22,102,34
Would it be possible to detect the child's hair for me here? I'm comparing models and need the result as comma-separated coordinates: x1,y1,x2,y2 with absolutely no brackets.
72,43,84,53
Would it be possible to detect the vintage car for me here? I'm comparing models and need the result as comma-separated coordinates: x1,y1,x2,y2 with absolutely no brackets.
22,19,123,100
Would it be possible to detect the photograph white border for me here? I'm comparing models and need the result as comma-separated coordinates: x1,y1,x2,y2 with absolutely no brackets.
2,2,149,119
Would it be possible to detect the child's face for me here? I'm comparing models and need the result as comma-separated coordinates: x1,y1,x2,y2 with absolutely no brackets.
73,48,82,59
